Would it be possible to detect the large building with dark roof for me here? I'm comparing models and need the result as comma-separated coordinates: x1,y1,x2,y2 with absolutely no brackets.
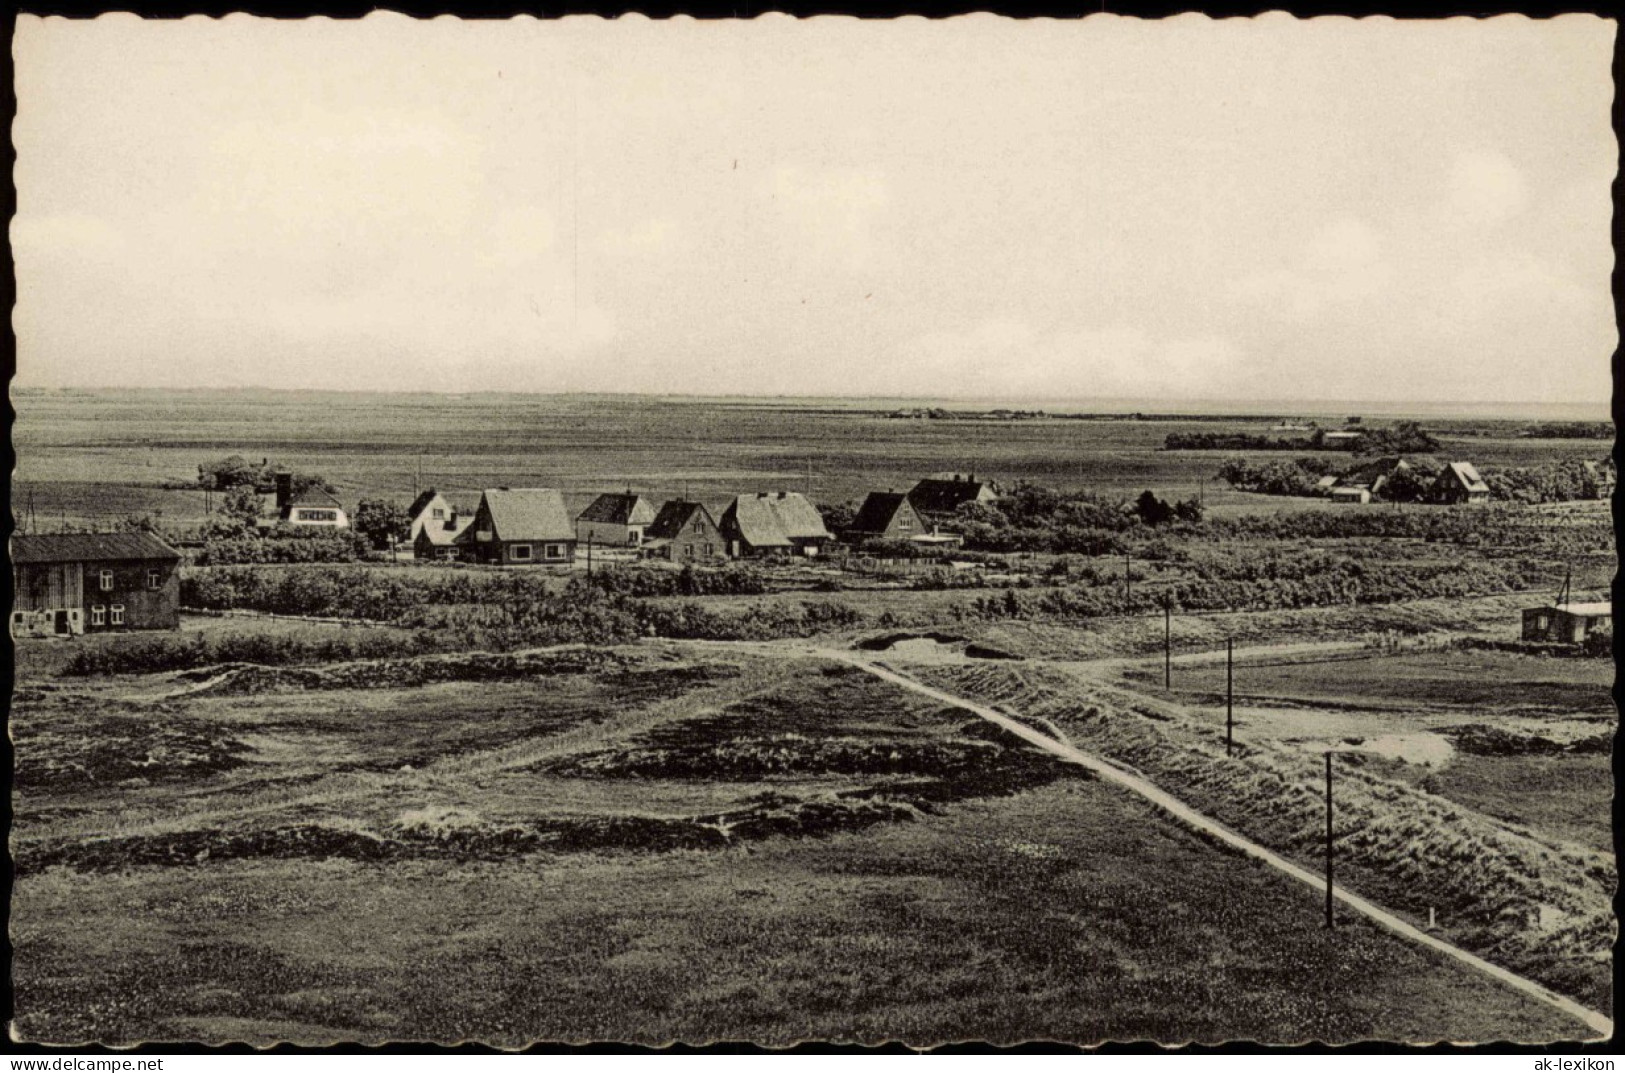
11,531,182,636
906,473,1000,525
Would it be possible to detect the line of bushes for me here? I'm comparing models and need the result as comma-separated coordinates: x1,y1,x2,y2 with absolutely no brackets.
953,556,1554,622
62,628,444,676
196,528,372,565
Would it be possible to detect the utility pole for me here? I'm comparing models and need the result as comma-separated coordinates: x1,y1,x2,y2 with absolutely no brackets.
587,534,594,577
1164,599,1172,689
1226,637,1234,757
1124,551,1132,606
1325,751,1335,929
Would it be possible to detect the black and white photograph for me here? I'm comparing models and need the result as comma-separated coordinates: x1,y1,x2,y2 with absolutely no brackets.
8,13,1617,1049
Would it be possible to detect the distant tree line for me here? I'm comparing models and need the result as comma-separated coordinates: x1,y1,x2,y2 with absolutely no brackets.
1166,421,1440,455
1519,422,1612,440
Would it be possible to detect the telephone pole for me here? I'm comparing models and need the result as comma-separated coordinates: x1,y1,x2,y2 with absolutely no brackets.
1325,751,1336,929
1226,637,1234,757
1163,599,1172,689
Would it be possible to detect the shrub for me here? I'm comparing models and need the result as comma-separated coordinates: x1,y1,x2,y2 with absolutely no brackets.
62,628,440,676
1581,623,1613,658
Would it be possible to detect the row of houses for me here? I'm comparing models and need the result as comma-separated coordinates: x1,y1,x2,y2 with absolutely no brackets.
407,473,1001,565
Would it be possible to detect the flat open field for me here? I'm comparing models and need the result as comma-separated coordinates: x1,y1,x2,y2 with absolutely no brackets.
13,388,1612,529
10,641,1594,1045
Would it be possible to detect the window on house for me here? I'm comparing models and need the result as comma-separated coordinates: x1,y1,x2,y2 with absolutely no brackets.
545,543,565,560
432,507,445,519
147,569,163,591
100,569,114,591
510,544,533,561
111,605,125,626
297,509,338,523
1537,615,1550,631
91,606,106,627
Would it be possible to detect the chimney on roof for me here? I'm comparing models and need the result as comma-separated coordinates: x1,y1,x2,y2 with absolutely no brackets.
275,471,292,510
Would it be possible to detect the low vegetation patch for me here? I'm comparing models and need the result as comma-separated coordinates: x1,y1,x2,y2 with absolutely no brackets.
14,715,254,792
181,647,625,696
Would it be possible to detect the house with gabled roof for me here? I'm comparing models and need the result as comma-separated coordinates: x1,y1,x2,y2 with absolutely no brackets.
845,491,926,543
1432,461,1490,504
455,488,576,566
254,472,349,529
576,491,659,548
719,492,833,557
407,489,457,543
1336,456,1413,499
907,473,999,526
642,500,726,562
11,531,181,636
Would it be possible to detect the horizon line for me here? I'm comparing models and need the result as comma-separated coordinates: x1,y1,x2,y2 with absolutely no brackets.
10,383,1611,414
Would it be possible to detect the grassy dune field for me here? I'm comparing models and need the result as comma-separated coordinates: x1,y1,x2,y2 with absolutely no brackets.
9,641,1598,1045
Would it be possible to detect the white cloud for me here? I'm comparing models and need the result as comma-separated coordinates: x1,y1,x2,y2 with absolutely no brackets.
765,165,889,271
1445,149,1529,228
595,217,681,259
1232,217,1392,320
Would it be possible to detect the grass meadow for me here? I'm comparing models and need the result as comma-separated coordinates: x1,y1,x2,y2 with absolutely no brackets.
10,646,1591,1045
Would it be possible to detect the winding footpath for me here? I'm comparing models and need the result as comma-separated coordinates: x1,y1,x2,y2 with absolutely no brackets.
827,649,1614,1042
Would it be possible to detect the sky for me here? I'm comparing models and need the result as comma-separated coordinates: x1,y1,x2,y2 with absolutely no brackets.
11,14,1617,405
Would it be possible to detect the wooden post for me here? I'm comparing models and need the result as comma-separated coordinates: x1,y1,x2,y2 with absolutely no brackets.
1164,600,1172,689
1226,637,1234,756
587,535,594,577
1124,551,1132,606
1325,751,1335,929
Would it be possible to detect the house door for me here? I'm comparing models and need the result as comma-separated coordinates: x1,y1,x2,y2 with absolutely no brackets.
53,610,70,635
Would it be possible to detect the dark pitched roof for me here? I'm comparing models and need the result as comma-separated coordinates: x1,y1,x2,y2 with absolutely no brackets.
577,492,657,527
645,500,716,541
468,488,574,542
12,531,182,564
407,489,442,521
849,491,913,534
908,477,995,516
1338,456,1411,489
286,487,344,510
